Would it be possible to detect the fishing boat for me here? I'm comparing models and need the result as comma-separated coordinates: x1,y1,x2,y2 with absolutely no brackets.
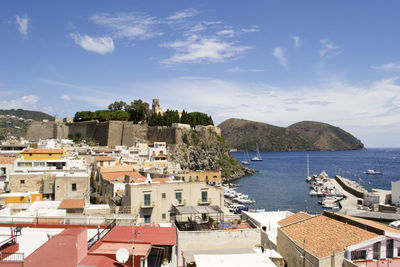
365,169,382,175
365,154,383,175
251,143,263,161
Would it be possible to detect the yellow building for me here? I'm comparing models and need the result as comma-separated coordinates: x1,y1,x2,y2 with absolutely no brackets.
20,149,66,160
0,192,43,205
186,170,222,184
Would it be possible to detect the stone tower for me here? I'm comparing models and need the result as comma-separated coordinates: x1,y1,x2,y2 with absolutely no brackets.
152,99,163,115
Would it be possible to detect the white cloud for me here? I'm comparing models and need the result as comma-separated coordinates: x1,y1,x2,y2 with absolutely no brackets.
143,76,400,146
371,62,400,71
16,14,29,36
91,13,162,40
241,26,259,33
225,67,264,73
167,8,200,20
216,29,235,38
0,95,39,109
273,47,288,68
70,33,114,54
319,39,343,58
291,36,300,49
161,34,252,64
60,94,71,101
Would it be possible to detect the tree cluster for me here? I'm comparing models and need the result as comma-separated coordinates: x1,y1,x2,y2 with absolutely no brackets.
148,110,213,127
73,100,213,127
74,100,150,123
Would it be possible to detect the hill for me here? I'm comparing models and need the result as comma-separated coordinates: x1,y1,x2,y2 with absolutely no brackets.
0,109,54,121
218,118,365,151
0,109,54,139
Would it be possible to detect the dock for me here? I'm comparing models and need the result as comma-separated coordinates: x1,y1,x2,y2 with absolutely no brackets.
330,175,400,221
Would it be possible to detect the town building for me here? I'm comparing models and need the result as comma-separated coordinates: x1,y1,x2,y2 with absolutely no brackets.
122,180,224,226
19,148,66,160
277,210,400,267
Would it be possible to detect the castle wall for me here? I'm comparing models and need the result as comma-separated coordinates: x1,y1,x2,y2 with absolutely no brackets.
27,121,55,141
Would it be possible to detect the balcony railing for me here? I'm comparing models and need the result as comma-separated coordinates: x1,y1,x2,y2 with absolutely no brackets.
0,252,24,262
140,201,155,208
198,198,212,205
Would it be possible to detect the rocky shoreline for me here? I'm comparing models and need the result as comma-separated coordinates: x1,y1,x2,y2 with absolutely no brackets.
225,167,256,181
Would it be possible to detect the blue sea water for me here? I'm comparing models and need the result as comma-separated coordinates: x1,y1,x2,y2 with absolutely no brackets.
231,148,400,214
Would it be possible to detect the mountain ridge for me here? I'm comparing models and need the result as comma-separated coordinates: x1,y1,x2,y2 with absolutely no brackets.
218,118,365,151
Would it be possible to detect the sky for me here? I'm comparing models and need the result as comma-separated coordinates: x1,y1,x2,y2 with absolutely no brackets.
1,1,400,147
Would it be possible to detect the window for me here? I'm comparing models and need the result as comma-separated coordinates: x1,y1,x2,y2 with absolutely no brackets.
351,250,367,260
175,192,182,204
34,162,45,167
17,162,32,167
144,215,151,224
144,194,151,206
162,193,166,199
72,184,77,191
20,180,25,184
162,213,166,220
201,191,208,202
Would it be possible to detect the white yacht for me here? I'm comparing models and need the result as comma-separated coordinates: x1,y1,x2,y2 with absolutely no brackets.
251,143,263,161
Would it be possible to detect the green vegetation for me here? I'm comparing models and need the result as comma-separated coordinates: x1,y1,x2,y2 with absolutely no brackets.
0,109,54,121
74,100,213,127
219,118,365,151
0,109,54,139
148,109,213,127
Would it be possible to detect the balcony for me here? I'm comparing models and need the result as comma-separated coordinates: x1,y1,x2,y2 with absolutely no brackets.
176,199,186,206
140,201,155,208
198,198,212,205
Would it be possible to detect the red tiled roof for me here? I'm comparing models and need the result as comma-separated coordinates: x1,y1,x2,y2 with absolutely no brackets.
59,199,85,209
332,212,400,234
0,157,16,164
152,155,168,158
21,148,64,154
133,177,172,183
79,255,128,267
281,215,378,258
102,226,176,246
89,242,151,257
101,171,144,182
95,156,115,162
278,212,312,227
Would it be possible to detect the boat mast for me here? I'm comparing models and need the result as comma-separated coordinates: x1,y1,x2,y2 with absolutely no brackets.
307,154,310,178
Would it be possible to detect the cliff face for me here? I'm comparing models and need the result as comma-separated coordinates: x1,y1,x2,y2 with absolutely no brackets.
218,118,365,151
168,130,254,181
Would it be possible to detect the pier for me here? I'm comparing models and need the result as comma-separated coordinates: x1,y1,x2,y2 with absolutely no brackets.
330,175,400,221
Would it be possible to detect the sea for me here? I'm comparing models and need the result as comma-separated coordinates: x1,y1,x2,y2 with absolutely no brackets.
231,148,400,214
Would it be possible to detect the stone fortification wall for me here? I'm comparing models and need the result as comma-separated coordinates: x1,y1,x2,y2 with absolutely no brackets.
68,121,109,146
27,120,221,148
27,121,68,141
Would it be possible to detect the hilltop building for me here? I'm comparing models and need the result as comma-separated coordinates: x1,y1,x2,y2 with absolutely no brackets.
152,98,163,115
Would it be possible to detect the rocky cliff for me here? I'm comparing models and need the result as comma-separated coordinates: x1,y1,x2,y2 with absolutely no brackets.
218,118,365,151
168,129,254,181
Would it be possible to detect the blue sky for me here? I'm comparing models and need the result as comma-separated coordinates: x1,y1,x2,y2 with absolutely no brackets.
1,1,400,147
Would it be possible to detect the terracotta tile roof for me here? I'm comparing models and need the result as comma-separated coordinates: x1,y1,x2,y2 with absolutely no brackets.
332,212,400,234
101,171,144,182
59,199,85,209
0,157,16,164
95,156,115,162
281,215,379,258
133,177,172,183
102,226,176,246
278,212,312,227
21,148,64,154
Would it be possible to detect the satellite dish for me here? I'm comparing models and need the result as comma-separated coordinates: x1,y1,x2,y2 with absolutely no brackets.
172,199,179,207
116,247,129,263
